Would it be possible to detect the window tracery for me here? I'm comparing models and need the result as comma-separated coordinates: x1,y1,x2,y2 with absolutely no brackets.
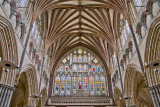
53,48,108,96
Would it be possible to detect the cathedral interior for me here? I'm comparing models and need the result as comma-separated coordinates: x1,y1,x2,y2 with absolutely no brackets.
0,0,160,107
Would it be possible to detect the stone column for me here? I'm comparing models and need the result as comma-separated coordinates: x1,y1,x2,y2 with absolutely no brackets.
0,84,15,107
149,84,160,107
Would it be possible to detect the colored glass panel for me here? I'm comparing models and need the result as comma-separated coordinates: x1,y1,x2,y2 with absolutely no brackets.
97,64,100,72
95,76,100,95
59,64,63,72
90,75,94,95
78,55,82,62
65,64,69,72
60,75,65,95
55,75,60,95
73,55,77,62
66,75,71,95
101,76,106,95
73,64,77,72
79,64,82,72
93,65,96,72
83,55,87,62
84,64,87,72
72,76,77,95
78,75,82,89
84,77,88,95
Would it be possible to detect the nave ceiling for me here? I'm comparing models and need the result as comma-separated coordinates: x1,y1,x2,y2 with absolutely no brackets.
35,0,126,74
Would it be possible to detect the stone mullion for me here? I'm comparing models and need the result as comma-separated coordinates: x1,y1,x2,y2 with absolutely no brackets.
52,76,55,96
105,76,109,96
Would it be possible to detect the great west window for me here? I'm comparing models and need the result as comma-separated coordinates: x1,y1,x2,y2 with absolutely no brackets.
53,48,109,96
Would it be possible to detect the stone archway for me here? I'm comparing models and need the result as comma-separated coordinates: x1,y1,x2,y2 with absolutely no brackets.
145,17,160,106
124,64,153,107
114,87,124,107
0,15,18,107
10,65,38,107
38,88,48,107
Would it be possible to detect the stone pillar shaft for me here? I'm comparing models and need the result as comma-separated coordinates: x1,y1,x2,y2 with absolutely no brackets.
0,84,15,107
149,85,160,107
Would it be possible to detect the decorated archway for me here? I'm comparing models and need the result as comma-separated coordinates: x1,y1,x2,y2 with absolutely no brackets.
10,65,38,107
124,64,153,107
114,87,124,107
145,17,160,106
0,15,18,107
48,47,113,106
38,88,48,107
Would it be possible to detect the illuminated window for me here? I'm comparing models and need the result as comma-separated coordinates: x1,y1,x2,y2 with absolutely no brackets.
53,48,107,96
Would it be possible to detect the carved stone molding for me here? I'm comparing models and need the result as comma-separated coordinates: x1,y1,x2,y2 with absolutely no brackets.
48,97,113,106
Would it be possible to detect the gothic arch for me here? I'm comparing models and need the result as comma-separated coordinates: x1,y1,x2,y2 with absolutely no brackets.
0,15,18,86
113,87,123,107
10,65,38,107
145,17,160,87
38,88,47,107
124,64,153,107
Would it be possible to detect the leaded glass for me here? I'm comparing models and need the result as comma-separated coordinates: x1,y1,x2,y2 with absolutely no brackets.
72,76,77,95
90,75,94,95
78,55,82,62
66,74,71,95
101,76,106,95
73,55,77,62
95,75,100,95
60,75,65,95
84,76,88,96
54,48,107,96
55,75,60,95
97,64,100,72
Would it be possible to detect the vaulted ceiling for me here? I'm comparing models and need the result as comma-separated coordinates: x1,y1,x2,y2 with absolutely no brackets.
38,0,122,73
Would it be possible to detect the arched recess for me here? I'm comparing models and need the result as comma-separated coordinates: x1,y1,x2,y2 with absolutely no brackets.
114,87,124,107
10,65,38,107
0,15,18,86
145,17,160,87
48,46,113,105
124,64,153,107
38,88,48,107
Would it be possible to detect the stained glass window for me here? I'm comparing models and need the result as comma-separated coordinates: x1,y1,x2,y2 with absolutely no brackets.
78,55,82,62
93,65,96,72
78,75,82,89
95,75,100,95
101,76,106,95
66,75,71,95
79,64,82,72
83,55,87,62
72,76,77,95
59,64,63,72
53,48,108,96
73,64,77,72
55,75,60,95
84,64,87,72
73,55,77,62
65,64,69,72
60,75,65,95
84,76,88,95
90,75,94,95
97,64,100,72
